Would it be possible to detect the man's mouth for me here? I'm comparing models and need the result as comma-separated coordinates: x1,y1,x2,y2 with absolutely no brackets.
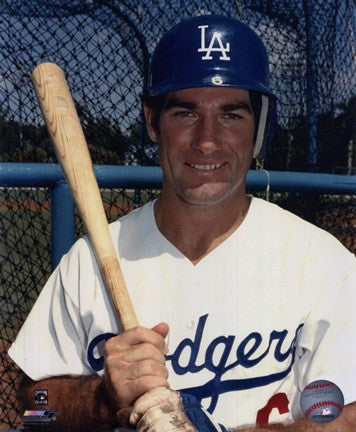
188,163,223,171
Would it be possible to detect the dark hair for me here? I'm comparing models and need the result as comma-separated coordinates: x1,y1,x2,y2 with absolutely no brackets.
141,92,166,133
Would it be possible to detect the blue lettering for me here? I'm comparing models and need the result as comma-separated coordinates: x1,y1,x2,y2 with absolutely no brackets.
167,315,304,412
272,330,292,361
236,332,264,368
86,316,304,415
87,332,115,371
205,335,235,372
188,323,303,413
166,314,207,374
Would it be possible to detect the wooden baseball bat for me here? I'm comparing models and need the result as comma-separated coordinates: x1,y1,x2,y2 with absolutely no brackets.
31,62,138,331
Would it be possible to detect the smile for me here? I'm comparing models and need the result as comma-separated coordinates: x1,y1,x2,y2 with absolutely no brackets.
189,163,223,171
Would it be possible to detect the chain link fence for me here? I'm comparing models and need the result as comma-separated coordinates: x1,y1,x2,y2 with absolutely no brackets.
0,0,355,429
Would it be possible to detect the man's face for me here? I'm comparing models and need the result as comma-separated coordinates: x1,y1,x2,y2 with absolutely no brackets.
145,87,255,208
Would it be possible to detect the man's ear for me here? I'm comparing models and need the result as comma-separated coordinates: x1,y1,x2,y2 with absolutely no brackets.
144,104,159,142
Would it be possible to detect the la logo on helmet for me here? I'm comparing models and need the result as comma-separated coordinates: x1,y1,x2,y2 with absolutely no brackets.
198,25,231,61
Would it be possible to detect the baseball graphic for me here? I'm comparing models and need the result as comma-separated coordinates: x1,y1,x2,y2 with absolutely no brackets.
300,380,344,424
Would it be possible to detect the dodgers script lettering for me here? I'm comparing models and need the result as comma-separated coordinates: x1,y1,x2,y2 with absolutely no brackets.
87,314,303,413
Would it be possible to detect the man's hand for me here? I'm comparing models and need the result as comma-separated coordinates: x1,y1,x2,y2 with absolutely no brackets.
130,387,196,431
103,322,170,422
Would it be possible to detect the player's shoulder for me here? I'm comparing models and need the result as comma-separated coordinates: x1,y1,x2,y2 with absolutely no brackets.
252,197,354,262
108,199,156,237
59,200,155,266
253,196,339,240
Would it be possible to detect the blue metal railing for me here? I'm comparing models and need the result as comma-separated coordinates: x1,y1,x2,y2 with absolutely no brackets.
1,162,355,269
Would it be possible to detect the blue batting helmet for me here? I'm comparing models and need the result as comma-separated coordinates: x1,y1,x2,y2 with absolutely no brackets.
147,15,277,159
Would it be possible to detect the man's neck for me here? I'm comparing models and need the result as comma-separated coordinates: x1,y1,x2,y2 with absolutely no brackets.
154,192,251,265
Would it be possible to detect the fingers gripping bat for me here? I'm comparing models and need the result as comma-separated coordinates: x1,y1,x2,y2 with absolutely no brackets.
31,62,138,331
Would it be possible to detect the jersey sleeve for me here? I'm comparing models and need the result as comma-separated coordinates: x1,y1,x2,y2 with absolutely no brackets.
8,238,96,381
295,245,356,404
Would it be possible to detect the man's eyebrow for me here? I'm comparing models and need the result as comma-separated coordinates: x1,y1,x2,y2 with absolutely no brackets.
163,98,196,111
222,102,253,112
163,99,253,112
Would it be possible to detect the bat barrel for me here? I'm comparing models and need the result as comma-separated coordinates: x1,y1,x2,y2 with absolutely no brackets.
32,63,138,331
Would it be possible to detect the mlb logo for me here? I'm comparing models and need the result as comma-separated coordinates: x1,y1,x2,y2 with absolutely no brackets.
322,408,332,415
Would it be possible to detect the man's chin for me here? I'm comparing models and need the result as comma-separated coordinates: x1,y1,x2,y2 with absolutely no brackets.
179,185,239,207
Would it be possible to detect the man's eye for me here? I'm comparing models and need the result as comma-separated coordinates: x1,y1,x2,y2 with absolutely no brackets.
223,113,242,120
173,110,193,118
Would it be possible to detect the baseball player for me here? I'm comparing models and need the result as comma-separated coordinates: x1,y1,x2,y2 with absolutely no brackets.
9,15,356,432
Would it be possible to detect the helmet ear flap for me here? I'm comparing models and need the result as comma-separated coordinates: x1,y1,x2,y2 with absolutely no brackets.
252,95,277,160
253,95,269,159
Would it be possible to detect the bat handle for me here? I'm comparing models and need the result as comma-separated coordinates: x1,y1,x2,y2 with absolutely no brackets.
101,258,139,331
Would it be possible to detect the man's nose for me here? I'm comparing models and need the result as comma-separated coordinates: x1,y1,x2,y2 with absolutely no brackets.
191,116,221,154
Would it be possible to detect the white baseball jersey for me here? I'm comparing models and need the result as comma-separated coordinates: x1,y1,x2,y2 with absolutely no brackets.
9,197,356,429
